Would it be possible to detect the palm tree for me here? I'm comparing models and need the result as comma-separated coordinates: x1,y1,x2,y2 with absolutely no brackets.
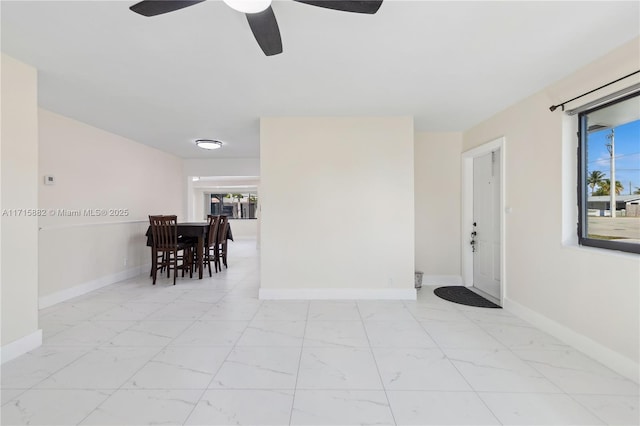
613,180,624,195
593,179,624,196
586,170,606,195
634,187,640,195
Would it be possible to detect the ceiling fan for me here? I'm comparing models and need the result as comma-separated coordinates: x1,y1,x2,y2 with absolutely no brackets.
129,0,383,56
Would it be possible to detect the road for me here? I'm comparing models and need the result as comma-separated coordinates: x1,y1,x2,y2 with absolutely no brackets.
588,216,640,240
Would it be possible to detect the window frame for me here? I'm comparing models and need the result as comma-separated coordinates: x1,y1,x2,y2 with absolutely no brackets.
577,91,640,255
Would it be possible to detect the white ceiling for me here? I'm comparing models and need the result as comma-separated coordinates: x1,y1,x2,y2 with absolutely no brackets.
2,1,638,159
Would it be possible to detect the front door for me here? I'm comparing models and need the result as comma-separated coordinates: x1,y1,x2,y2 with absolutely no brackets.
472,150,501,300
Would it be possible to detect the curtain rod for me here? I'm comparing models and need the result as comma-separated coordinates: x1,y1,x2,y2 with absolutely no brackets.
549,70,640,112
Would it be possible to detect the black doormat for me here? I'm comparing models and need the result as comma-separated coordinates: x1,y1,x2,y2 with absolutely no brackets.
433,286,501,308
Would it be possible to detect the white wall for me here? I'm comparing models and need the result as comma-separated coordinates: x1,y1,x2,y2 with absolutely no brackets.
463,38,640,380
1,54,41,359
38,109,183,303
414,132,462,284
183,158,260,177
260,117,415,299
227,220,258,238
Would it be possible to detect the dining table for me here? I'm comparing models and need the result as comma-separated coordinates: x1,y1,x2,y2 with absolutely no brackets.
145,222,233,279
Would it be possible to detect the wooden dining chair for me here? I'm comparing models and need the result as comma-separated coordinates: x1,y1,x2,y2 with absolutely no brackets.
148,214,170,277
148,215,194,285
217,215,230,269
203,215,220,276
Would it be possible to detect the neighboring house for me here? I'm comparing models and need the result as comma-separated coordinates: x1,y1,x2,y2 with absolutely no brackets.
627,197,640,217
588,195,640,216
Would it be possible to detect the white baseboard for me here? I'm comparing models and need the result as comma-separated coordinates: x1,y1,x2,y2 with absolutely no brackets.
504,297,639,384
259,288,417,300
39,264,150,309
1,329,42,364
421,275,463,286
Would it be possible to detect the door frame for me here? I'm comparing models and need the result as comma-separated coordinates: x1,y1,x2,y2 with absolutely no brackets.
461,136,506,305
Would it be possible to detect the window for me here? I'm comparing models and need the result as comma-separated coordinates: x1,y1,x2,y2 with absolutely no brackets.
208,192,258,219
578,92,640,254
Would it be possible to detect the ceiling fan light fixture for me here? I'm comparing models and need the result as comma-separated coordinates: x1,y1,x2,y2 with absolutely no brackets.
195,139,223,150
223,0,272,14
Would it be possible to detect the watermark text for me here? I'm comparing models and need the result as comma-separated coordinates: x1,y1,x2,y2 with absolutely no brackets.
2,208,130,217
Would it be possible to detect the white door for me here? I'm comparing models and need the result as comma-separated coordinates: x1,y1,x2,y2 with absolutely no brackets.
472,150,501,300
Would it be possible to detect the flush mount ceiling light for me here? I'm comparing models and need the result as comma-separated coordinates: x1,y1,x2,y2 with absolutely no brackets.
195,139,223,150
223,0,272,14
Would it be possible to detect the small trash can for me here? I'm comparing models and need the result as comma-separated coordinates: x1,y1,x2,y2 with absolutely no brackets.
414,271,424,289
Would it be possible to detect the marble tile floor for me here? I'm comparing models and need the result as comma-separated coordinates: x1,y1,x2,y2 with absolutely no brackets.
1,238,638,425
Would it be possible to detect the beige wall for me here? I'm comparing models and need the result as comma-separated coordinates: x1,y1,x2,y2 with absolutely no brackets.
1,55,40,348
463,38,640,376
260,117,415,297
414,132,462,283
38,109,183,300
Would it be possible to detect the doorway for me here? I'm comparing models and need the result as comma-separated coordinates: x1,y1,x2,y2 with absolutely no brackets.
462,137,505,305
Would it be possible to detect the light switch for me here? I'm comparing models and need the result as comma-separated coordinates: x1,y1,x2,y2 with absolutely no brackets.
44,175,55,185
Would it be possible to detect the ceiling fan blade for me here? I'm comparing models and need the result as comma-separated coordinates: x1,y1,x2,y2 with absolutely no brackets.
246,6,283,56
293,0,382,14
129,0,205,17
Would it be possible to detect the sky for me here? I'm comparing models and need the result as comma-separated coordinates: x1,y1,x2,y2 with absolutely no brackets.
587,120,640,195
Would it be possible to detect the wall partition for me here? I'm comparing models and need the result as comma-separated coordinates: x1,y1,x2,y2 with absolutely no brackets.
259,116,415,300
